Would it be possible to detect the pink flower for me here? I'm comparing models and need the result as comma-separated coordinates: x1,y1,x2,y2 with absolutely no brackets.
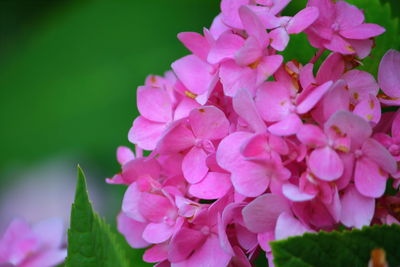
0,218,66,267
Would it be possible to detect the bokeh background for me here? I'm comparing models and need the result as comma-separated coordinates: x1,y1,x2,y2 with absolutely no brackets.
0,0,399,265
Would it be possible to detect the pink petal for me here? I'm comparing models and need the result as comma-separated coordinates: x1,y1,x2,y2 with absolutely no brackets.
316,53,344,84
275,212,314,240
208,32,245,64
257,231,274,252
324,110,372,150
189,106,230,140
137,86,172,123
168,228,207,262
348,39,373,59
299,63,315,89
340,184,375,228
210,14,231,39
241,133,269,158
324,34,355,55
189,172,231,199
122,183,146,222
269,27,289,51
156,120,195,154
220,0,249,29
143,243,168,263
282,183,317,202
342,70,379,98
297,81,332,114
128,116,166,150
142,223,175,244
392,111,400,138
378,49,400,98
178,32,210,61
139,192,174,222
269,0,291,15
182,147,209,184
239,6,268,45
355,157,387,198
117,212,149,248
231,160,270,197
243,193,290,233
362,138,397,174
234,36,263,67
116,146,134,165
219,60,257,97
268,113,302,136
287,7,319,34
353,95,381,124
256,55,283,84
309,146,343,181
173,97,201,120
121,157,160,184
216,132,253,172
340,23,385,40
255,82,291,122
171,55,215,95
296,124,327,147
20,249,67,267
335,1,365,29
233,88,266,133
236,224,258,251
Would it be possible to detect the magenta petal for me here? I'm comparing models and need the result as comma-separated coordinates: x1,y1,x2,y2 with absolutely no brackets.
171,55,214,95
353,95,381,124
235,36,263,67
233,88,266,133
117,212,149,249
355,157,387,198
168,227,206,262
275,212,314,240
189,106,230,140
297,81,332,114
309,147,343,181
268,113,302,136
287,7,319,34
340,184,374,228
208,32,245,64
335,1,364,29
137,86,172,123
143,223,175,244
340,23,385,39
324,34,355,55
189,172,231,199
282,183,317,202
182,147,209,184
269,27,289,51
362,138,397,174
143,243,168,263
296,124,327,147
242,193,290,233
128,116,165,150
378,49,400,98
178,32,210,61
316,53,344,84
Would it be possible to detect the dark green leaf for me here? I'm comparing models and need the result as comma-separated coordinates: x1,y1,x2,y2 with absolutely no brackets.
271,224,400,267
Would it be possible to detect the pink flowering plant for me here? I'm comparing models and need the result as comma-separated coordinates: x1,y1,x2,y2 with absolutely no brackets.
3,0,395,266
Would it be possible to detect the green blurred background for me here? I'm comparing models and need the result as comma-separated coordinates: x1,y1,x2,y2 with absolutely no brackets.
0,0,399,265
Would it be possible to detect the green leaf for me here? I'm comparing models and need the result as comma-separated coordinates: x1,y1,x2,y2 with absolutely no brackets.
347,0,400,75
65,166,131,267
271,224,400,267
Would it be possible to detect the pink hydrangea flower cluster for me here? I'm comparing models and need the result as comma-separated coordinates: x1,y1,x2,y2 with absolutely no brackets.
0,218,66,267
108,0,400,265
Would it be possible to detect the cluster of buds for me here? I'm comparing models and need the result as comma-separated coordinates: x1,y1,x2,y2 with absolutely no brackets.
108,0,400,266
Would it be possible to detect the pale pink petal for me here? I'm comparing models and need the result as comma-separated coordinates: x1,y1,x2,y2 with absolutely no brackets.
296,124,327,147
220,0,249,29
256,55,283,84
20,249,67,267
219,60,257,97
326,186,341,222
143,223,175,244
362,138,397,174
340,24,385,40
275,212,314,240
156,120,195,154
173,98,201,120
189,172,231,199
208,32,245,64
255,82,291,122
117,212,149,249
116,146,135,165
139,192,174,222
216,132,253,172
282,183,317,202
297,81,332,114
128,116,166,150
231,161,270,197
182,147,209,184
269,27,289,51
287,7,319,34
340,184,375,228
378,49,400,98
168,228,207,262
309,147,343,181
233,88,266,133
178,32,210,61
137,86,172,123
355,157,387,198
242,194,290,233
189,106,230,140
234,36,263,67
171,55,215,95
32,218,64,248
143,243,168,263
257,231,274,252
239,6,268,45
122,183,146,222
268,113,302,136
210,14,231,39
